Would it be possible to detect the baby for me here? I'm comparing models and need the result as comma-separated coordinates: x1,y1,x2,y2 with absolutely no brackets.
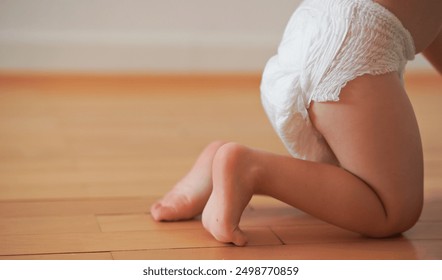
151,0,442,246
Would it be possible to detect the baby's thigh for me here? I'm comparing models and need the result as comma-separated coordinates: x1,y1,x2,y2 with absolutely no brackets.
309,73,423,216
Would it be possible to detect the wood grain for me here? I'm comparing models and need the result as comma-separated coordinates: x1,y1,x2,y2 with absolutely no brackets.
0,73,440,260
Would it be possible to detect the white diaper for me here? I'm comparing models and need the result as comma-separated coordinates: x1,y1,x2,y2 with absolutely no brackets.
260,0,415,164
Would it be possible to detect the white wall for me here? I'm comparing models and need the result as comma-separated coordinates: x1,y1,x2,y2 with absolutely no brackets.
0,0,432,73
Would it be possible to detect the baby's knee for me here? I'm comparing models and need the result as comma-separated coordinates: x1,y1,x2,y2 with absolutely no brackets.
213,142,248,168
213,142,261,183
365,187,423,238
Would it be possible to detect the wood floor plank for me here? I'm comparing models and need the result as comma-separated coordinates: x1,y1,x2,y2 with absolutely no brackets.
112,239,442,260
0,252,113,260
271,221,442,246
271,224,364,245
0,73,440,260
0,137,68,159
97,207,257,233
0,169,175,189
0,215,101,235
241,207,325,227
403,222,442,240
0,231,215,255
97,214,202,232
0,198,155,218
0,227,281,256
249,195,292,209
420,199,442,222
246,196,326,226
0,182,169,200
0,184,89,200
0,158,75,172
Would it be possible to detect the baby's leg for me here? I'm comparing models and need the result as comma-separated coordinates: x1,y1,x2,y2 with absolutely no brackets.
423,29,442,73
202,73,423,246
151,141,225,221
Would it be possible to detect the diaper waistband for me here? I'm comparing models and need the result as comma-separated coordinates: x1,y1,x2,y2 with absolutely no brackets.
301,0,415,59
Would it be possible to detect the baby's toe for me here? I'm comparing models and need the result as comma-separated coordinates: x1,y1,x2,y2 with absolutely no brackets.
150,203,175,221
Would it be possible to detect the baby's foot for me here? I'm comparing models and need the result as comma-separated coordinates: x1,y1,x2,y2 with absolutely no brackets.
150,176,211,221
202,143,256,246
151,141,225,221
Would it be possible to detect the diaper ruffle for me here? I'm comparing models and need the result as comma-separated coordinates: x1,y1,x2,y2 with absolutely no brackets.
260,0,415,163
310,0,415,102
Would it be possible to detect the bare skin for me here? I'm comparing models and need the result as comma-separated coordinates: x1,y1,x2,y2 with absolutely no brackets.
375,0,442,53
151,0,441,246
423,30,442,73
151,141,226,221
203,73,424,246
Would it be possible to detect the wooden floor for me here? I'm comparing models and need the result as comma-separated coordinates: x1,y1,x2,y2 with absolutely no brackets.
0,72,441,260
